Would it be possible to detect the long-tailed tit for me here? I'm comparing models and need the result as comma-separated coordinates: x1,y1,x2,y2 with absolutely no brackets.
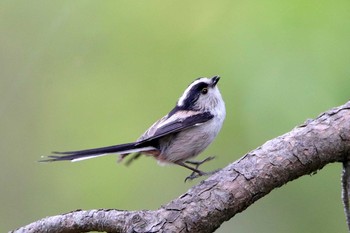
41,76,226,181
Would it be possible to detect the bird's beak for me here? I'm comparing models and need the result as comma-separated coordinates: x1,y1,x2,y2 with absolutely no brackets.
211,76,220,87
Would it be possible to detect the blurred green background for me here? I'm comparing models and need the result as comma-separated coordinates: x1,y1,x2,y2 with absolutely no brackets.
1,1,349,232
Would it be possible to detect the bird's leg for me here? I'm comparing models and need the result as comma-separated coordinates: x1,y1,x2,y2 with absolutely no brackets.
118,152,142,166
125,152,142,166
184,169,220,182
185,156,216,179
185,156,215,168
175,161,206,175
175,156,219,182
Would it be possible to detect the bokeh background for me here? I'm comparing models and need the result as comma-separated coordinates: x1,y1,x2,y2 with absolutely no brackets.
1,1,350,232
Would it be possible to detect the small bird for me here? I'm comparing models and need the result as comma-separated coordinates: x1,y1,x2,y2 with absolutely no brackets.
41,76,226,181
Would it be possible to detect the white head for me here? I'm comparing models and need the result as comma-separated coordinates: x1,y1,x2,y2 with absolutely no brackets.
176,76,224,112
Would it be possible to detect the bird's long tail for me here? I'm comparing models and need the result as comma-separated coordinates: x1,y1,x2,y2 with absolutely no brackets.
40,142,156,162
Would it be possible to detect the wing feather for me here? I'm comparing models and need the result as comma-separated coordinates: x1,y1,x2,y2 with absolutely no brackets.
136,111,213,145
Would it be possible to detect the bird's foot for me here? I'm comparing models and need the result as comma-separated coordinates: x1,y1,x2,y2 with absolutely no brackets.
185,156,215,169
184,156,218,182
184,169,220,182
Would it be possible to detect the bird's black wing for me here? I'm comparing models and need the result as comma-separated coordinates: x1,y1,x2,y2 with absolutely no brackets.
136,111,213,145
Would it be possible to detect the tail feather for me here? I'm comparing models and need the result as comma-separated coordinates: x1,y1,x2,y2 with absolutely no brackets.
40,142,156,162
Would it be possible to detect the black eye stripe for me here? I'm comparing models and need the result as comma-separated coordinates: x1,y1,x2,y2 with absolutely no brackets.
170,80,211,116
191,82,209,92
187,82,209,99
181,82,209,109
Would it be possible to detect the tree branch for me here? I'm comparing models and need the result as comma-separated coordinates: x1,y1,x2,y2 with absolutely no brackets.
342,160,350,231
12,101,350,233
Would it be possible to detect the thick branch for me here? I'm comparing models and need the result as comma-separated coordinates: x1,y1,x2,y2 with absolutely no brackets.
342,160,350,231
12,101,350,233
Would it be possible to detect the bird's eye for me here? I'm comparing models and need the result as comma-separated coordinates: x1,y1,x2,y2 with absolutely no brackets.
201,88,208,94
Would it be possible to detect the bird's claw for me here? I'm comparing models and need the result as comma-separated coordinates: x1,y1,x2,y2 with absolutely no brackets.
184,169,220,182
185,156,215,168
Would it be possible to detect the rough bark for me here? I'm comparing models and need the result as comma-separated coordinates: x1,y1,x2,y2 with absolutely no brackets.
342,160,350,231
12,101,350,233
